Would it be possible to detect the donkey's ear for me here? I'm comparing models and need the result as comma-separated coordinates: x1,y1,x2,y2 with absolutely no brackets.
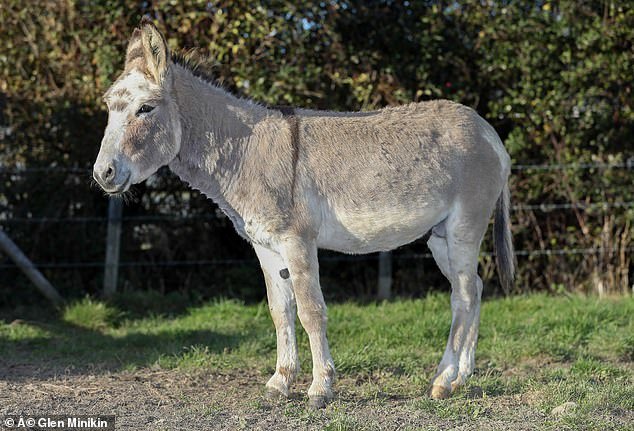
125,28,144,65
139,20,169,84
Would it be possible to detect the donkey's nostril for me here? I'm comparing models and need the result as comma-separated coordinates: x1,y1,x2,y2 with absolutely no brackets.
102,163,117,183
95,161,117,184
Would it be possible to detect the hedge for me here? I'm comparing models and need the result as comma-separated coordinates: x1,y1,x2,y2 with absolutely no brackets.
0,1,632,304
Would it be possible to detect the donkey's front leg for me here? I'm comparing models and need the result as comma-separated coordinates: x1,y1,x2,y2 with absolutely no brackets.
280,237,335,409
253,244,300,398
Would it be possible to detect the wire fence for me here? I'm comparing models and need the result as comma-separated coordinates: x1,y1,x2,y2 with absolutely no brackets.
511,159,634,171
1,246,633,271
2,158,633,174
1,160,632,278
2,199,633,224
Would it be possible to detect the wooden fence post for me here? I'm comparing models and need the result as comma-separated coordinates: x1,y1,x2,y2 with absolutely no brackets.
0,229,64,305
103,197,122,298
377,251,392,300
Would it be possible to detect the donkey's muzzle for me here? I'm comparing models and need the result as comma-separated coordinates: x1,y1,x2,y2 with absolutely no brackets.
93,160,130,193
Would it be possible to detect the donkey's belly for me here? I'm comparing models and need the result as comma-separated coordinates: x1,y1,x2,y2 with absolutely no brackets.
316,201,448,254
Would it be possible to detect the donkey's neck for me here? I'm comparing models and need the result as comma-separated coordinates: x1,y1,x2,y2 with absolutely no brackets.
168,64,269,230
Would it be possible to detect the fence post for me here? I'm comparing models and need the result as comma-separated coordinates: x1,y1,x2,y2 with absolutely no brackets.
377,251,392,300
0,229,64,306
103,197,123,298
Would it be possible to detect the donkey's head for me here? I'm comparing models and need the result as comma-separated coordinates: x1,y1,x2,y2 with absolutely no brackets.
93,20,181,194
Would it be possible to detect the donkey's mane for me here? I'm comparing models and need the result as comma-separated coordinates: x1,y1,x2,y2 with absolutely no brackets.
170,51,221,87
170,49,299,116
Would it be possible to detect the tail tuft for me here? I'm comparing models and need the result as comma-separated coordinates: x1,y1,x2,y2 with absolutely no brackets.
494,183,515,293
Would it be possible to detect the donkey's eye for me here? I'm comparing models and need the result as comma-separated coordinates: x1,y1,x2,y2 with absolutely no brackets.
136,104,155,116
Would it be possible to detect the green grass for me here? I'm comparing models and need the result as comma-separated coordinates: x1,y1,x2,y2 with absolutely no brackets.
62,297,123,330
1,293,632,429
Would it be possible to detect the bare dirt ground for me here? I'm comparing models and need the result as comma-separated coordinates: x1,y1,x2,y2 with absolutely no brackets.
3,364,628,431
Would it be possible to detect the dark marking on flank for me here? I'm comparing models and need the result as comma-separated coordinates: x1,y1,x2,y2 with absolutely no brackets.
277,106,300,206
279,268,290,279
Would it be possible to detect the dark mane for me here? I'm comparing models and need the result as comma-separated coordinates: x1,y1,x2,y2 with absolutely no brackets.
170,51,221,86
170,50,285,112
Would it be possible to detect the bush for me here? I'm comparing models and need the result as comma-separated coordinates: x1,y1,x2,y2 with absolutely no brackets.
0,1,632,304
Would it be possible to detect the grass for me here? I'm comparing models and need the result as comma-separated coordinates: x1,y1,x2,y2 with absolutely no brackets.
1,293,632,430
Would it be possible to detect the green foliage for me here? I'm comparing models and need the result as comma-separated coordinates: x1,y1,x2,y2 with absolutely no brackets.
0,1,632,302
465,1,634,293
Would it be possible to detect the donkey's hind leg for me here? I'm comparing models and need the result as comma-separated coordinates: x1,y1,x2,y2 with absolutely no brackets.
427,221,451,280
428,211,488,399
253,244,300,398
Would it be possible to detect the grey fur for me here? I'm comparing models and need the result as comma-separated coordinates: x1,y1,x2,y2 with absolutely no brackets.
94,21,515,405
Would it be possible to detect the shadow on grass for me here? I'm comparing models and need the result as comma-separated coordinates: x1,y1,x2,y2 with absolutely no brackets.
0,298,256,382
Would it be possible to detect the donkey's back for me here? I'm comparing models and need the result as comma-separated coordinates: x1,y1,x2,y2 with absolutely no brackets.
295,100,510,254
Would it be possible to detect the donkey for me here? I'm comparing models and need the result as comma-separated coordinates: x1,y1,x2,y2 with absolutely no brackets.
93,20,514,408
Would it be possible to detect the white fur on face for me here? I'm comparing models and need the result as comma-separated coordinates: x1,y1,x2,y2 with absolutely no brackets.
96,69,171,188
105,70,157,109
103,111,127,150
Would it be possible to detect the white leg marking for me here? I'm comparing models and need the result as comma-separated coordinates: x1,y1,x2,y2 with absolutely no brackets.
253,244,299,397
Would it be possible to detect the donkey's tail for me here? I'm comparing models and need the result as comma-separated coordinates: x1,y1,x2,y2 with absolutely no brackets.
494,182,515,293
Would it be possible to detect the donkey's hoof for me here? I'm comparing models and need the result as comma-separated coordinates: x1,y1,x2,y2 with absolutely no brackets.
308,395,330,409
430,385,452,400
265,387,288,401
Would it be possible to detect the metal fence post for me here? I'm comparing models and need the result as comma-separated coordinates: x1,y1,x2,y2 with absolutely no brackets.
377,251,392,300
103,197,122,297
